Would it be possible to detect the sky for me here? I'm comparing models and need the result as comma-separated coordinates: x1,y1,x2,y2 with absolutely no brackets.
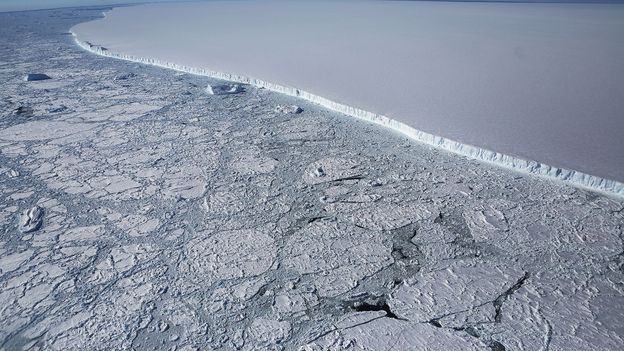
1,0,623,12
0,0,192,12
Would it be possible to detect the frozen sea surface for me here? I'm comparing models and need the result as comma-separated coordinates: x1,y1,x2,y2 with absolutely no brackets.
71,0,624,186
1,6,623,351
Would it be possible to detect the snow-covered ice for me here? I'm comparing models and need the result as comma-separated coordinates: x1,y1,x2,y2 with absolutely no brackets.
1,5,624,351
24,73,51,81
71,0,624,193
206,83,244,96
18,206,44,233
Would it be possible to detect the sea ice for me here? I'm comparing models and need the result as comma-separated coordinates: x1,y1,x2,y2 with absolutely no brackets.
206,83,244,95
113,72,135,81
275,104,303,114
24,73,51,81
18,206,44,233
1,7,623,350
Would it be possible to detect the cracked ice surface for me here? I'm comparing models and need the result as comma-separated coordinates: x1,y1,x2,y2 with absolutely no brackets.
0,7,623,351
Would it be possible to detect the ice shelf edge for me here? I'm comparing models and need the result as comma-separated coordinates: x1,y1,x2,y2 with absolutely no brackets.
71,34,624,198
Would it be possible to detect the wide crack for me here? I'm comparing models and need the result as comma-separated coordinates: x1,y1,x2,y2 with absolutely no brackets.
493,272,530,323
346,295,406,321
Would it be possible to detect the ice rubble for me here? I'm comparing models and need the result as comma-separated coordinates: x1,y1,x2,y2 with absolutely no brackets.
113,72,135,81
12,106,33,116
275,104,303,114
71,35,624,197
206,83,244,95
24,73,51,81
18,206,44,233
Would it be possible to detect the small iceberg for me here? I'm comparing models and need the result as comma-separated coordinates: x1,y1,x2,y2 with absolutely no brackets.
114,72,136,81
12,106,33,116
24,73,51,81
206,84,244,95
275,105,303,114
19,206,44,233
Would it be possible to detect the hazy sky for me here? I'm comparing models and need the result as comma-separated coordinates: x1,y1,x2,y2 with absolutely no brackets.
2,0,623,12
0,0,193,12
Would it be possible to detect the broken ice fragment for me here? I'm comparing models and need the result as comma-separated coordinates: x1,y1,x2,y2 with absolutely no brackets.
114,72,136,81
158,320,169,332
314,167,325,177
12,106,33,116
47,105,67,113
206,84,244,95
249,318,291,344
24,73,51,81
275,105,303,114
303,157,362,184
319,195,336,204
19,206,44,233
369,178,383,187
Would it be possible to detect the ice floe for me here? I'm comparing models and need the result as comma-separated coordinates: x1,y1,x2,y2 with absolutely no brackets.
24,73,51,81
275,104,303,114
206,83,244,95
18,206,44,233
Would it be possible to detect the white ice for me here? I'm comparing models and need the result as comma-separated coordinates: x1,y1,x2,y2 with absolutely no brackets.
71,0,624,194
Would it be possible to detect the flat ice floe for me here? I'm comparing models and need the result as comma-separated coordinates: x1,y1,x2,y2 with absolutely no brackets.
71,0,624,193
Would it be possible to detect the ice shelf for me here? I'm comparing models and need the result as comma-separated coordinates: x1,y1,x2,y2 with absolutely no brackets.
72,4,624,196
